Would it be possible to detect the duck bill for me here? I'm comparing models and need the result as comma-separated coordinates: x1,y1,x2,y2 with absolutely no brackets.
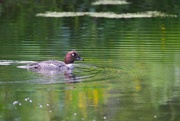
76,56,84,61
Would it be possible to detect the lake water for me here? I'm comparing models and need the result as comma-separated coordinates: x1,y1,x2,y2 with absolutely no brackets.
0,0,180,121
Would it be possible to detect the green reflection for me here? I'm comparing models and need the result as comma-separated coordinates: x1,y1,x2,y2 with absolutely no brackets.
0,83,108,121
0,0,180,121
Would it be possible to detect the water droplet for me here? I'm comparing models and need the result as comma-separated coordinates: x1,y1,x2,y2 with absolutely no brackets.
39,105,43,108
103,116,107,120
29,100,32,103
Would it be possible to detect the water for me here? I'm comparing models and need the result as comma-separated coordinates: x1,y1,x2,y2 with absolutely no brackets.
0,0,180,121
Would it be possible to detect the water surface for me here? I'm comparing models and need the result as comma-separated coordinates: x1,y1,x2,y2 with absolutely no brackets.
0,0,180,121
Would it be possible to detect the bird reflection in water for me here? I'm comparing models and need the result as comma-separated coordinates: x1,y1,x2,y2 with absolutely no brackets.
28,67,80,83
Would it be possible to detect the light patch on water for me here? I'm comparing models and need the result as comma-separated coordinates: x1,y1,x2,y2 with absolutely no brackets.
0,60,35,66
92,0,130,5
24,97,33,103
36,12,86,17
16,61,35,64
13,101,19,105
13,101,22,106
89,11,177,18
25,97,29,101
0,62,12,65
39,104,43,108
36,11,177,19
13,98,34,107
0,60,14,65
103,116,107,120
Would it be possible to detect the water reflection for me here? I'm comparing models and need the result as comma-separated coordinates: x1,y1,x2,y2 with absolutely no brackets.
0,0,180,121
1,83,108,121
1,61,178,121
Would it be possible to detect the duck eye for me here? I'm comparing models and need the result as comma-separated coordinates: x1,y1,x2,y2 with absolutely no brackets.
72,53,75,56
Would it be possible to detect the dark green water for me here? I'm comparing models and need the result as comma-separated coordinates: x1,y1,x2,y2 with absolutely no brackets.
0,0,180,121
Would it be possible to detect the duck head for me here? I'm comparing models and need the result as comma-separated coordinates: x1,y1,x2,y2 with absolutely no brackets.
64,51,84,64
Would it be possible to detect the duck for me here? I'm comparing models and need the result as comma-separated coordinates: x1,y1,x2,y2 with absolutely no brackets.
26,51,84,71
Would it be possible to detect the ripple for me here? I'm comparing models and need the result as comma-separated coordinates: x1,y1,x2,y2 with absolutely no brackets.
74,64,123,83
0,60,35,65
0,61,106,84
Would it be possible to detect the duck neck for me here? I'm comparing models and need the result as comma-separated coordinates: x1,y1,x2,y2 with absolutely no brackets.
64,57,74,64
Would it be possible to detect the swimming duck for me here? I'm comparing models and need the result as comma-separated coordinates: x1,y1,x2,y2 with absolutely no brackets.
27,51,83,71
